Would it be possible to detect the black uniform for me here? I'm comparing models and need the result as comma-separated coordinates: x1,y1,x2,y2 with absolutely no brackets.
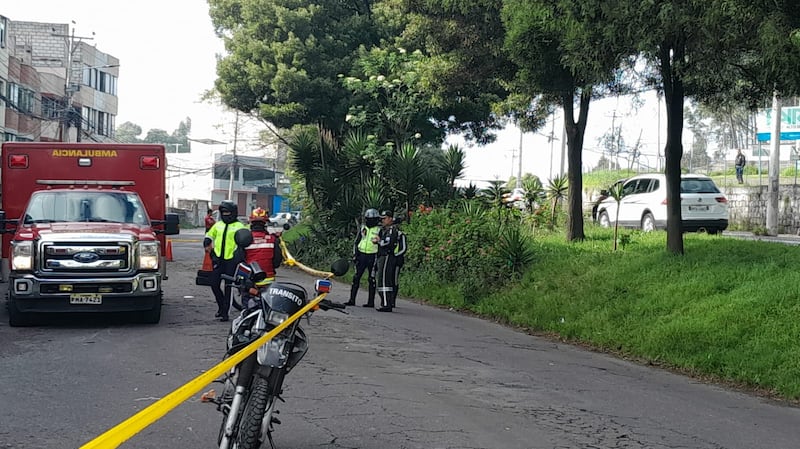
375,221,399,311
393,229,407,302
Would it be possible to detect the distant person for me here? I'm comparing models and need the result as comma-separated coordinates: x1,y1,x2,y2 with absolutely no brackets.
346,209,380,307
205,208,216,232
735,149,746,184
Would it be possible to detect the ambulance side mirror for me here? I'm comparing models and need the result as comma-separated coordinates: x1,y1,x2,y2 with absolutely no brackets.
0,210,11,234
154,213,180,235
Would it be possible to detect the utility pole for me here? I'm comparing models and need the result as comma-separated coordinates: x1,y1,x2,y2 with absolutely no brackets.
227,110,240,201
548,115,556,179
171,143,183,153
767,89,782,235
53,23,93,143
560,118,566,177
516,128,523,189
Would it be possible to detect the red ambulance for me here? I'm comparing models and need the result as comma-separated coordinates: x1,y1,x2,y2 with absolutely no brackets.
0,142,179,326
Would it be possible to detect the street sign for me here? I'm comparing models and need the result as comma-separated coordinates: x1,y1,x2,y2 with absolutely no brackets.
757,106,800,142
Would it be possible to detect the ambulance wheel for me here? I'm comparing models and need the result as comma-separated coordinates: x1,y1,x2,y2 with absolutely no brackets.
139,294,162,324
8,296,35,327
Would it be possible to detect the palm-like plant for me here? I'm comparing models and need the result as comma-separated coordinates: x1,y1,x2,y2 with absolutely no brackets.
481,180,511,224
288,126,321,209
521,177,546,214
389,143,424,221
440,144,466,200
545,175,568,228
339,129,376,184
361,176,389,215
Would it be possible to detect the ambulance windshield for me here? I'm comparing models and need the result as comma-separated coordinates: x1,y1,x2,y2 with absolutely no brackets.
23,191,150,225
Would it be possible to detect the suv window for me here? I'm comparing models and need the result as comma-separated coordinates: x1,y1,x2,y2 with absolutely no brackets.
680,179,720,194
623,178,655,196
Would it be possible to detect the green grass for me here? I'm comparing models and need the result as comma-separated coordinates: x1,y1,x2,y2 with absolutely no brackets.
400,228,800,400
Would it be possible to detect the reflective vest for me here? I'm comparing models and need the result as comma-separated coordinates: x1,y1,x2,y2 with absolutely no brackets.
245,230,278,280
206,220,247,261
357,226,380,254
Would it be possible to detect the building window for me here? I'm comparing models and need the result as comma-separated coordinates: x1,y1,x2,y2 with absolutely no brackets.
0,17,6,49
0,79,5,107
7,82,19,108
42,97,62,119
19,89,34,114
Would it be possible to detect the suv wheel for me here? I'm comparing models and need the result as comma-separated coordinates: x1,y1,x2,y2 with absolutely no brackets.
641,213,656,232
598,211,611,228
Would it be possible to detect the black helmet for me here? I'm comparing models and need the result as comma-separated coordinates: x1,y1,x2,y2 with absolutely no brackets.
219,200,238,224
364,208,380,227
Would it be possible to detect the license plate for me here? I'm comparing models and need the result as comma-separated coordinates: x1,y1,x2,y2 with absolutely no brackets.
688,205,709,211
70,293,102,305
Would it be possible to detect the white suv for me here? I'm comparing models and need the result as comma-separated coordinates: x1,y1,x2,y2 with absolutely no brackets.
595,173,728,233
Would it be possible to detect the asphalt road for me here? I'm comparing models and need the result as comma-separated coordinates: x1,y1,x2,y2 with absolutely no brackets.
1,230,800,449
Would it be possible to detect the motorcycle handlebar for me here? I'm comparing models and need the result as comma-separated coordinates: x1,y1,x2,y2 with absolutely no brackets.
318,299,348,313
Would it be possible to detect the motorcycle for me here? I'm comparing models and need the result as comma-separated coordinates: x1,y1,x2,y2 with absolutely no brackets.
206,231,350,449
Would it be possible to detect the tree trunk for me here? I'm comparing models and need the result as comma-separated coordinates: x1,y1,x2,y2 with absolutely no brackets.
660,41,686,255
563,89,590,242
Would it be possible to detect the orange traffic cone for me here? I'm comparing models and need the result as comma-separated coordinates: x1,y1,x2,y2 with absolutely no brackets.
166,239,174,262
201,252,213,271
196,251,215,286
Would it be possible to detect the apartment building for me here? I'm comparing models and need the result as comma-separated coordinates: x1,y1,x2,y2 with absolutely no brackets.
0,14,118,142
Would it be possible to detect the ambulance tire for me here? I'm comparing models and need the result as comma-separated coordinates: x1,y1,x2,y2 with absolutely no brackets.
139,293,162,324
8,295,35,327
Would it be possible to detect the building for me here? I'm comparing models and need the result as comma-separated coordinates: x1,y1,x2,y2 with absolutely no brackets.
211,153,291,216
0,15,118,142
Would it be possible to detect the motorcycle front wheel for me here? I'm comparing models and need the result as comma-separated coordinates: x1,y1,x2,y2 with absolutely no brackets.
235,375,274,449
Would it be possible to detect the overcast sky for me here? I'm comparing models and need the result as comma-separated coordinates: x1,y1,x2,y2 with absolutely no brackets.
3,1,676,183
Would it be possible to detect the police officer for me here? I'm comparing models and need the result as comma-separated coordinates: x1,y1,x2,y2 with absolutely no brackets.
393,222,407,304
346,208,380,307
204,200,247,321
374,210,399,312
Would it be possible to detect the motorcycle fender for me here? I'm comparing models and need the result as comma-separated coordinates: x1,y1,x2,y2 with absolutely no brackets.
258,335,290,367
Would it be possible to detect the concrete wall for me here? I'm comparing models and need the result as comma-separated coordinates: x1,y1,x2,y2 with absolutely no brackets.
723,185,800,234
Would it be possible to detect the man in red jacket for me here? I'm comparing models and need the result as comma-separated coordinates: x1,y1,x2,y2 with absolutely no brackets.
244,208,283,285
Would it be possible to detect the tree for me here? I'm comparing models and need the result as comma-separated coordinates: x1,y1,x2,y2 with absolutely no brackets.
401,0,515,144
612,0,800,253
208,0,387,132
114,119,191,152
503,0,633,242
115,122,143,143
343,47,445,147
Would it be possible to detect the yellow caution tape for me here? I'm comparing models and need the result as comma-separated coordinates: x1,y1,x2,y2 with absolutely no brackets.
279,239,334,279
80,292,328,449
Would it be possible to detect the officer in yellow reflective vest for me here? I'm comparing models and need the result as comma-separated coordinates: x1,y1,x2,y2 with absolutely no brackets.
204,200,247,321
346,208,380,307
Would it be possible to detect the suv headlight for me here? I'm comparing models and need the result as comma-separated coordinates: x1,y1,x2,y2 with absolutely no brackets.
11,241,34,270
139,242,160,270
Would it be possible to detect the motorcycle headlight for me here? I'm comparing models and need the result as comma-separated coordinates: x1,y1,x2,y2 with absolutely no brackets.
11,241,34,270
138,242,160,270
266,310,289,326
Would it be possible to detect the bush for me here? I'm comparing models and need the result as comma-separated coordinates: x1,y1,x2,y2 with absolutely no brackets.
402,204,535,302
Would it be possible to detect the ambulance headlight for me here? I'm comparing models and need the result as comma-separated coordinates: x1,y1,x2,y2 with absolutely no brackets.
11,241,34,271
138,242,160,270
